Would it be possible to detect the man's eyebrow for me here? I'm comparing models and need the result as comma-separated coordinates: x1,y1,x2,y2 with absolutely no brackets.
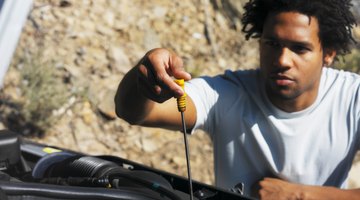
291,41,314,49
262,36,314,49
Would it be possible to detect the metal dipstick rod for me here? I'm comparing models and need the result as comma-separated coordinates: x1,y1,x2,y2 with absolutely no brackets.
174,79,194,200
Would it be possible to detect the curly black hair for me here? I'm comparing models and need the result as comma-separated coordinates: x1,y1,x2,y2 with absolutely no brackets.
241,0,357,56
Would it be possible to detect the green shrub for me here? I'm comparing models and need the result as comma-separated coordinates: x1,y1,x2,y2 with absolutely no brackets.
19,50,69,134
334,48,360,73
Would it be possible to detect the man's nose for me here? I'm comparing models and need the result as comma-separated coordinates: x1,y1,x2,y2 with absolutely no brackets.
274,47,293,69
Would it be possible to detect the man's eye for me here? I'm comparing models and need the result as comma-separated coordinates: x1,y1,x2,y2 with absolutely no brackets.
291,45,310,54
265,41,280,47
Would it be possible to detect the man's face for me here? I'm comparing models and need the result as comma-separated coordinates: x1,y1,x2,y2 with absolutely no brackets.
259,11,335,111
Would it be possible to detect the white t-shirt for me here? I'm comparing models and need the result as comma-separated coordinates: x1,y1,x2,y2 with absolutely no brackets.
186,67,360,195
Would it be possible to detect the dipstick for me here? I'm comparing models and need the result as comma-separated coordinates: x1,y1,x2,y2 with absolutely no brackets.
174,79,194,200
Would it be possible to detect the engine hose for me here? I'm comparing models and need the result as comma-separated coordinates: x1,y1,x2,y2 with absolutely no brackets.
39,177,111,187
0,180,166,200
110,174,184,200
38,176,184,200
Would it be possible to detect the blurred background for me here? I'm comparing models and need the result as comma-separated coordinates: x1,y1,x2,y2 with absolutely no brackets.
0,0,359,188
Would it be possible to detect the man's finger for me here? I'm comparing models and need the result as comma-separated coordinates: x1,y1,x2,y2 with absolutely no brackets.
169,53,192,81
147,58,185,97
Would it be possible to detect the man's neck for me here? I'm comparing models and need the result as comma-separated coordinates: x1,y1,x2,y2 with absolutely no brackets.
270,97,315,112
266,84,320,113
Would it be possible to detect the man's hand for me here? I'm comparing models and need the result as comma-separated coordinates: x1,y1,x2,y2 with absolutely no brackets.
255,178,304,200
115,48,196,129
137,48,191,103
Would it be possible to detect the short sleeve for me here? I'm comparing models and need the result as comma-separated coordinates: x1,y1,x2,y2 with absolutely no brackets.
185,77,219,134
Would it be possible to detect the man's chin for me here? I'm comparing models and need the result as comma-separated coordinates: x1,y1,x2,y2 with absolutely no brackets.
267,87,299,101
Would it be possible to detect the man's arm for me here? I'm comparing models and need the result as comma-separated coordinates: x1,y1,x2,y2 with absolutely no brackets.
115,48,196,130
256,177,360,200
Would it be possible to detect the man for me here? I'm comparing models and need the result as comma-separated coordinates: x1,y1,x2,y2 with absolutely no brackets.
115,0,360,199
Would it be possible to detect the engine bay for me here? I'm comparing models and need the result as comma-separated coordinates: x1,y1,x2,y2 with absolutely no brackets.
0,130,254,200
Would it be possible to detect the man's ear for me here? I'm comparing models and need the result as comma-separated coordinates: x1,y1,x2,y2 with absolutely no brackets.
323,48,337,66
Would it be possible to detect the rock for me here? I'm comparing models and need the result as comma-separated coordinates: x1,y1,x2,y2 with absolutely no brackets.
97,88,117,120
80,101,96,125
64,64,83,78
96,25,114,36
141,137,158,152
72,118,95,141
353,26,360,42
143,27,161,51
80,20,96,31
171,156,187,166
153,6,168,19
107,46,131,74
80,140,110,155
103,11,115,27
59,0,72,7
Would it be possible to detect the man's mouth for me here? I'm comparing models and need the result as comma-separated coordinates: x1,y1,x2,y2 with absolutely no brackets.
269,74,294,86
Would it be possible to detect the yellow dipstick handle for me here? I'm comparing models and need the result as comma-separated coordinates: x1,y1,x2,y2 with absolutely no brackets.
174,79,193,200
174,79,186,112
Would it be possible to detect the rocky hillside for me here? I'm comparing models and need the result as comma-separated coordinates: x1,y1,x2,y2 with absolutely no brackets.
1,0,359,188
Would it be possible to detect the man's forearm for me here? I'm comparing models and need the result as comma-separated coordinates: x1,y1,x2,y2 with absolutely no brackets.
300,185,360,200
257,178,360,200
115,65,154,125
